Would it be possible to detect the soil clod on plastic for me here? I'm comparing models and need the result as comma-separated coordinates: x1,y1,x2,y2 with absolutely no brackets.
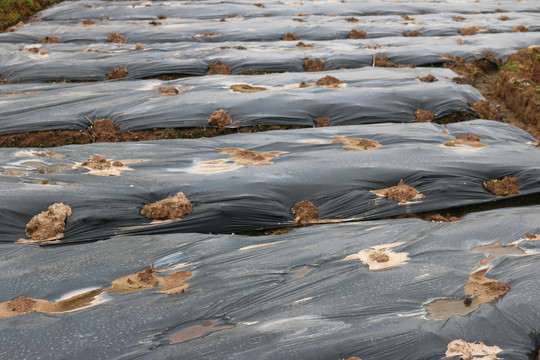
512,25,528,32
87,119,122,142
106,67,128,80
77,155,128,176
413,109,436,122
344,242,409,271
402,30,422,37
316,75,345,88
304,58,324,71
331,136,380,151
417,74,438,82
106,32,126,43
37,36,59,44
207,61,231,75
348,29,367,39
458,26,484,36
229,84,269,93
23,203,72,242
445,340,502,360
141,192,193,221
444,134,487,149
208,109,233,127
372,180,423,204
313,117,330,127
291,200,318,224
157,86,182,96
484,176,519,196
282,32,300,41
469,100,500,120
216,148,284,166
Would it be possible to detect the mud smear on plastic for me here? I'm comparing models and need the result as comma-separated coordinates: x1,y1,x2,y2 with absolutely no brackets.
164,318,235,345
344,242,409,271
193,148,286,173
472,241,526,267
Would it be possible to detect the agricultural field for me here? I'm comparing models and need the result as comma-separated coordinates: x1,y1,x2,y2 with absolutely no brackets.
0,0,539,359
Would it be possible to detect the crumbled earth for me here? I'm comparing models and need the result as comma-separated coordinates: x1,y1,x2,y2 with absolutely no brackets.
80,20,95,25
25,203,72,241
331,136,380,151
465,268,510,303
216,148,284,166
316,75,343,87
468,100,500,120
282,32,300,40
37,36,59,43
372,180,423,203
417,74,438,82
291,200,318,224
446,340,502,360
295,42,315,49
106,67,128,80
374,55,397,68
206,61,231,75
344,17,358,23
414,109,436,122
402,30,422,37
452,16,466,22
458,26,484,36
149,21,161,26
313,117,330,127
157,86,181,96
80,155,123,170
484,176,519,196
444,134,486,148
141,192,193,221
208,109,233,127
106,32,126,43
348,29,366,39
230,84,268,93
87,119,122,142
304,58,325,71
344,242,409,271
512,25,528,32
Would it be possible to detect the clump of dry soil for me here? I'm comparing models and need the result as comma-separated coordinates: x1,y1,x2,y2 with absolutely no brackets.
216,148,284,165
512,25,528,32
344,242,409,271
316,75,344,88
87,119,122,142
314,117,330,127
157,86,181,96
141,192,193,221
81,155,123,170
304,58,325,72
282,32,300,40
372,180,423,203
458,26,484,36
106,67,128,80
25,203,72,241
106,32,126,43
208,109,233,127
414,109,436,122
348,29,366,39
80,20,96,25
484,176,519,196
331,136,380,151
291,200,318,224
446,340,502,360
229,84,268,93
444,134,486,148
468,100,500,120
207,61,231,75
37,36,59,44
417,74,438,82
403,30,422,37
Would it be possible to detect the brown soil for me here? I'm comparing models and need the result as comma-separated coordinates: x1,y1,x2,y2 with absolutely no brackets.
313,117,330,127
106,67,128,80
444,134,486,148
253,3,265,8
413,109,436,122
304,58,325,72
208,109,232,127
348,29,367,39
316,75,343,87
452,16,466,22
134,43,145,50
465,268,510,303
87,119,122,142
499,15,509,21
331,136,380,151
0,91,38,97
292,18,305,22
402,30,422,37
216,148,284,166
141,192,193,221
446,340,502,359
291,200,318,224
374,55,397,68
512,25,528,32
458,26,484,36
422,213,460,222
484,176,519,196
417,74,438,82
149,21,162,26
194,32,220,38
298,81,315,88
106,32,126,43
80,20,95,25
158,14,167,19
157,86,181,96
24,203,72,242
345,17,358,23
80,155,121,170
37,36,59,43
0,77,8,83
282,32,300,41
295,42,316,49
206,61,231,75
229,84,268,93
468,100,500,120
372,179,423,203
344,242,409,271
166,319,234,345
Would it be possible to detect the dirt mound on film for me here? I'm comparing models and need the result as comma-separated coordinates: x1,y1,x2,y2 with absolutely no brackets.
141,192,193,221
348,29,366,39
229,84,268,93
81,155,122,170
484,176,519,196
216,148,283,166
417,74,438,82
157,86,181,96
512,25,528,32
207,61,231,75
208,110,233,127
402,30,422,37
469,100,500,120
87,119,122,142
25,203,72,241
374,55,397,68
106,67,128,80
316,75,344,88
106,32,126,43
304,58,324,72
458,26,484,36
314,117,330,127
331,136,380,151
37,36,59,44
372,180,423,203
282,32,300,40
291,200,318,224
465,268,510,303
414,109,436,122
444,134,486,148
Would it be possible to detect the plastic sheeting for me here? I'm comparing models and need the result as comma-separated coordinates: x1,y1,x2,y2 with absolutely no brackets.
2,32,540,82
0,68,485,134
1,120,539,243
1,205,539,359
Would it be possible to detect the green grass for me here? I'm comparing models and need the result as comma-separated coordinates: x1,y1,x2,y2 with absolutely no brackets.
0,0,62,32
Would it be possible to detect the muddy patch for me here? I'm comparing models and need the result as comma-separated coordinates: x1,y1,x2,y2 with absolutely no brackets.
313,117,330,127
444,134,486,149
106,67,128,80
157,86,184,96
106,32,126,43
484,176,519,196
316,75,345,89
21,203,72,243
291,200,318,224
372,180,423,204
165,318,234,344
215,148,284,166
141,192,193,221
37,36,59,44
402,30,422,37
229,84,269,93
417,74,438,82
331,136,380,151
109,266,192,295
344,242,409,271
458,26,485,36
208,109,232,127
207,61,231,75
413,109,436,122
282,32,300,41
446,340,502,360
469,100,500,120
348,29,366,39
472,241,526,267
304,58,324,71
76,155,129,176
